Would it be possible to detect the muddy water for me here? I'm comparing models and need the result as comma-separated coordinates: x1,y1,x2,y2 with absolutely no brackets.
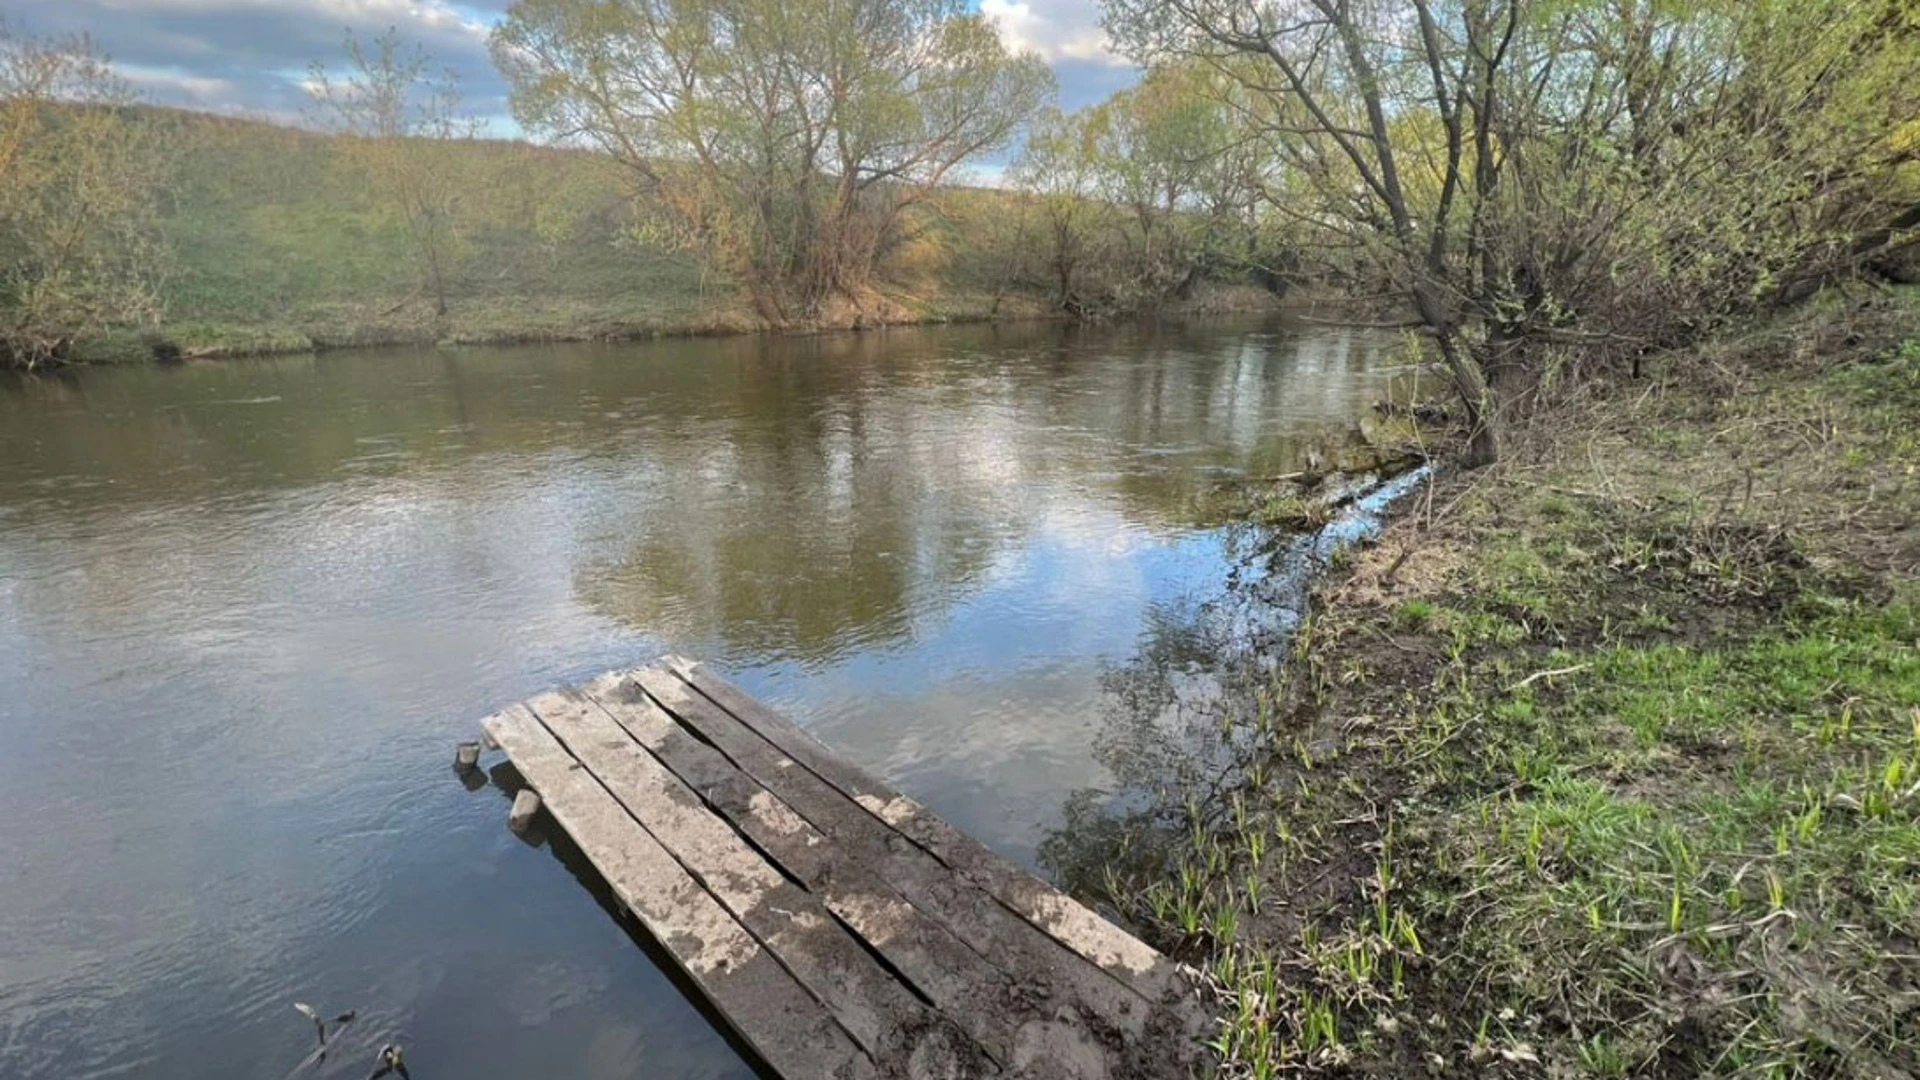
0,318,1413,1080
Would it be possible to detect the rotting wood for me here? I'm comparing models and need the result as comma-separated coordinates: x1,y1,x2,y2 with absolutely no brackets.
658,657,1192,1007
623,665,1196,1064
481,704,875,1080
507,788,541,833
520,687,994,1078
578,670,1122,1079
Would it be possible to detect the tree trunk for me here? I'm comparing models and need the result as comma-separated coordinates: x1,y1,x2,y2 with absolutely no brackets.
1435,329,1499,468
1411,278,1499,468
1770,201,1920,307
743,269,789,328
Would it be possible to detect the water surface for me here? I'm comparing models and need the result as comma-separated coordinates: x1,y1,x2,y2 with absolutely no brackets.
0,318,1408,1079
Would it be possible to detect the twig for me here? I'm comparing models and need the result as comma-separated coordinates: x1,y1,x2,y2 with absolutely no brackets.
1294,314,1431,331
1404,714,1480,764
1546,484,1651,512
1379,544,1414,587
1505,664,1591,692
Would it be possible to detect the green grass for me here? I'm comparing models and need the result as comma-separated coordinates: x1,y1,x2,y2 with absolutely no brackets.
55,106,1289,362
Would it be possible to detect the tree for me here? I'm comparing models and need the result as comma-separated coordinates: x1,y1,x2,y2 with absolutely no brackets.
1101,0,1920,467
0,21,167,369
491,0,1054,325
1446,0,1920,380
1095,67,1224,290
308,30,477,318
1103,0,1516,464
1012,73,1273,314
1012,106,1109,310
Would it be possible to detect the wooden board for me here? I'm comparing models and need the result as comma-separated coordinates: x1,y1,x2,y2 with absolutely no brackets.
521,688,992,1076
623,667,1163,1040
480,704,875,1080
659,656,1189,1005
474,659,1204,1080
583,671,1128,1077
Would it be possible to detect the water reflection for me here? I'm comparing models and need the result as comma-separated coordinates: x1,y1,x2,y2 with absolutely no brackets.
564,322,1409,667
1039,468,1429,913
0,317,1416,1080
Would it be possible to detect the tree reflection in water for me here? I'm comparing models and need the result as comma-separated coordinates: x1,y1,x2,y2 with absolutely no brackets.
1038,467,1429,945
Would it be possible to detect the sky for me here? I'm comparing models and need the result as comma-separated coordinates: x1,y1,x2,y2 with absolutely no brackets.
0,0,1140,133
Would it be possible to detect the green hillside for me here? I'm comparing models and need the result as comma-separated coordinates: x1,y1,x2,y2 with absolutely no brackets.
133,109,1061,359
147,110,720,356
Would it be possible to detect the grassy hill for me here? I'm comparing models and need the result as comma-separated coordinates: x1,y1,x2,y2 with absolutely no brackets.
108,108,1079,360
143,109,722,356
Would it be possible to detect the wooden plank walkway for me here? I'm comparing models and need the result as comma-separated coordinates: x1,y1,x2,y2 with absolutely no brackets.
464,656,1205,1080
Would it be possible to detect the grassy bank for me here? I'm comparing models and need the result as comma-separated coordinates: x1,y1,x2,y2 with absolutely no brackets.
50,108,1285,363
1057,289,1920,1077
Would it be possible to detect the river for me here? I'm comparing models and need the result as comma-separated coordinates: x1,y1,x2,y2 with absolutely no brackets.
0,317,1412,1080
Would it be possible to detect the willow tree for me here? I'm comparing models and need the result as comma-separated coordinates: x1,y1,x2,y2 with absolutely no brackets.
491,0,1054,324
1013,71,1269,311
1013,106,1109,310
308,31,477,318
1101,0,1920,466
1446,0,1920,380
1100,0,1516,463
0,22,167,369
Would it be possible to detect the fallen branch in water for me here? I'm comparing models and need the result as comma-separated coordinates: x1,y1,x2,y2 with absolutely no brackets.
1295,314,1431,331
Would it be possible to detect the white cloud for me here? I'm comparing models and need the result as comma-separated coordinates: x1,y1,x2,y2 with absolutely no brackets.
115,64,237,103
4,0,510,120
93,0,493,43
980,0,1126,67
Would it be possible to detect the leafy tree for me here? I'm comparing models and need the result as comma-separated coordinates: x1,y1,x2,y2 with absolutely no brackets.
1012,106,1110,310
1094,67,1236,292
0,21,167,369
1012,70,1275,313
1099,0,1920,466
308,30,478,318
491,0,1054,325
1102,0,1516,464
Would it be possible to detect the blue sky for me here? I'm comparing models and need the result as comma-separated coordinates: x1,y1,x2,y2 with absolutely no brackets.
0,0,1139,133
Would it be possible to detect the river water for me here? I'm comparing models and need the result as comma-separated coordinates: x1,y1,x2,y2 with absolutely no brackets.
0,318,1410,1080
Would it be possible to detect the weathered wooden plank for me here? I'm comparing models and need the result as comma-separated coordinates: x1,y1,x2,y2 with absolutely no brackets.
480,704,874,1080
520,687,994,1078
659,656,1189,1007
575,671,1066,1074
624,666,1171,1067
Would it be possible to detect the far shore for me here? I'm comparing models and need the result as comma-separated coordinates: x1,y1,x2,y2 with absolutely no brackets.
60,282,1338,366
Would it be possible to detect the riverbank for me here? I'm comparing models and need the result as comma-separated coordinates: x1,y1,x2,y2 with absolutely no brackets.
63,281,1295,364
64,288,1024,363
1067,287,1920,1077
22,107,1295,367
